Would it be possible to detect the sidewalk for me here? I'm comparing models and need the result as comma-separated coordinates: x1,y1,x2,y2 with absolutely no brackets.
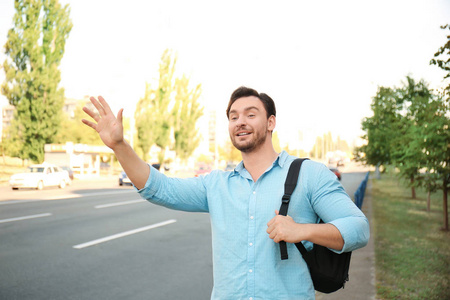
316,180,376,300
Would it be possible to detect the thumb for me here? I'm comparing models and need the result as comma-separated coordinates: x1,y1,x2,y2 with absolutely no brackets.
275,210,279,215
117,108,124,123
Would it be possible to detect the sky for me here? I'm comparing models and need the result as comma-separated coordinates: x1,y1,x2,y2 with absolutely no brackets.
0,0,449,152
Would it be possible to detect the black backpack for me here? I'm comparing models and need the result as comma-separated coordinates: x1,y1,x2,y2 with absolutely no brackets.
278,158,352,294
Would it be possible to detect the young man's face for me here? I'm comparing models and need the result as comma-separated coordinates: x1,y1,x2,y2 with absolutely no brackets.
228,96,274,153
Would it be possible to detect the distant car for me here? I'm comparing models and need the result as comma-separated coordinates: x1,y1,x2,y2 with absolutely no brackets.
60,166,74,180
195,164,212,177
9,163,72,190
225,163,236,172
329,168,342,181
119,171,132,186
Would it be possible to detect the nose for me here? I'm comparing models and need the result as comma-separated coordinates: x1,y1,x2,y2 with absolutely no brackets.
235,116,247,127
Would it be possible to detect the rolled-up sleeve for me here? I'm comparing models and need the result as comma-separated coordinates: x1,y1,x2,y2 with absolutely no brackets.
330,216,370,253
137,165,209,213
309,163,370,253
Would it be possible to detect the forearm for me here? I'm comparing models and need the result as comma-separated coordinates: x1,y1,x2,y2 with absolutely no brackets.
268,214,345,251
299,223,344,251
112,141,150,190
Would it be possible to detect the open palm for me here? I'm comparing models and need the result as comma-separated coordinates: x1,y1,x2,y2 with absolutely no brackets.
82,96,124,149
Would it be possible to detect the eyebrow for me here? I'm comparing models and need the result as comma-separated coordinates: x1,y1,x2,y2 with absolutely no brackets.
229,106,260,115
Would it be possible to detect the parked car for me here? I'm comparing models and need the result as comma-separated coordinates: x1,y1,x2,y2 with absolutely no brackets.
329,167,342,181
60,166,74,180
195,163,212,177
225,163,237,172
118,171,132,186
9,162,72,190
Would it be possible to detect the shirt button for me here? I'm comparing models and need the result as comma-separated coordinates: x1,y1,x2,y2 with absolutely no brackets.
249,298,253,300
253,191,256,194
250,216,254,220
249,243,253,246
249,269,253,273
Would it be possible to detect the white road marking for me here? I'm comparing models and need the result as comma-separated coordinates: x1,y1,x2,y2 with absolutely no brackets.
0,190,135,205
0,213,52,224
45,190,134,200
95,199,146,209
73,219,177,249
0,199,41,205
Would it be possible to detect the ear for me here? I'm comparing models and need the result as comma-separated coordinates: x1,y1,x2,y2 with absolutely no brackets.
267,115,276,132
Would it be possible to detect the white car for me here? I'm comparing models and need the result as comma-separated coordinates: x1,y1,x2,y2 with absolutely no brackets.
9,163,72,190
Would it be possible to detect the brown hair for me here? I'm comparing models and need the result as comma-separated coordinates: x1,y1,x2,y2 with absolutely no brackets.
226,86,276,119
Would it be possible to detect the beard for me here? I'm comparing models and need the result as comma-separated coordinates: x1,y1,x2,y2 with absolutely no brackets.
230,126,268,153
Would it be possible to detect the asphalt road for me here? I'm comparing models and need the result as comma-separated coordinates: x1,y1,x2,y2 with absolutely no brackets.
0,170,368,300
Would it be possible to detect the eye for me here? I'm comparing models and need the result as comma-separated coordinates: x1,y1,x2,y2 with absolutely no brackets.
248,114,255,118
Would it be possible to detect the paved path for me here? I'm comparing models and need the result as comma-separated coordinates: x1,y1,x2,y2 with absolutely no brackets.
316,180,376,300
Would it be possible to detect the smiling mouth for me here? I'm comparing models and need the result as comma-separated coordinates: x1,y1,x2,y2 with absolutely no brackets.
237,132,251,136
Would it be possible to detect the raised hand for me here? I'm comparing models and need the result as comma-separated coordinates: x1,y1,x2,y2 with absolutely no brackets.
82,96,124,150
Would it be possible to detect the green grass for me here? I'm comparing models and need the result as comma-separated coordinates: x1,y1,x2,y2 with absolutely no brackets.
372,174,450,299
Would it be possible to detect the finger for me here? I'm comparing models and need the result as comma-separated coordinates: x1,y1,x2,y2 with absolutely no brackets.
267,216,275,227
269,230,278,241
117,108,124,123
81,119,97,130
90,96,106,116
82,106,99,121
98,96,113,115
275,210,279,215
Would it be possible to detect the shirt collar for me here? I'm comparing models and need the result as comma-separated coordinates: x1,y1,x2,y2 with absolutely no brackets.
233,150,290,177
277,150,290,168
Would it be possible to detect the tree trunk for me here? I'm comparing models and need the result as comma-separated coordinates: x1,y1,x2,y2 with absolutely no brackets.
427,191,431,212
443,178,448,231
411,175,416,199
375,163,381,179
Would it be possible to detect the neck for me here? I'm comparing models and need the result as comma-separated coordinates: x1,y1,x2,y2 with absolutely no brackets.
241,143,279,182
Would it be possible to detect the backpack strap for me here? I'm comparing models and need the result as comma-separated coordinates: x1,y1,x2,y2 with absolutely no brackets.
279,158,308,260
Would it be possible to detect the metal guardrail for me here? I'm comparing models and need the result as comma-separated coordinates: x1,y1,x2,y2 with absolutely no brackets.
354,172,370,209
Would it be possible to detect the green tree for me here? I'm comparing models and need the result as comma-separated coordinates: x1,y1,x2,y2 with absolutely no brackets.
408,92,449,230
354,86,402,176
135,49,203,166
135,84,156,162
1,119,24,159
423,97,449,230
54,102,104,145
430,24,450,99
430,25,450,230
135,49,176,165
1,0,72,162
151,50,176,166
172,75,203,161
392,77,433,199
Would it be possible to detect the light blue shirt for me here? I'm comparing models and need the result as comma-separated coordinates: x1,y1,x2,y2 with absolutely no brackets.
138,151,369,300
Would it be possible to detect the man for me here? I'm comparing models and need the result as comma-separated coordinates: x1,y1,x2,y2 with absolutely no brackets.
82,86,369,299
